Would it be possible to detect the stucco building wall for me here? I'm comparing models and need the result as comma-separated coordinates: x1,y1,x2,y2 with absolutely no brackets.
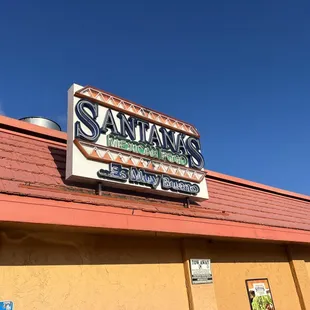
0,228,309,310
0,230,189,310
210,241,301,310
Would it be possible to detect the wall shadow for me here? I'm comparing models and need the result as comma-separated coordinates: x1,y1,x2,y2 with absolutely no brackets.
0,228,184,266
0,226,295,267
207,239,290,263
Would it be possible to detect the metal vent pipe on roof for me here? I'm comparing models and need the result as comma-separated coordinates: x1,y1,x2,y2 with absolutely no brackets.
19,117,61,131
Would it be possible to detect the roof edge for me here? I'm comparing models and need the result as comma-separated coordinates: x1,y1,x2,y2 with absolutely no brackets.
2,194,310,244
206,170,310,202
0,115,67,143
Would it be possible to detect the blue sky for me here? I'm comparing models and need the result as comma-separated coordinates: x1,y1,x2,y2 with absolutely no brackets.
0,0,309,194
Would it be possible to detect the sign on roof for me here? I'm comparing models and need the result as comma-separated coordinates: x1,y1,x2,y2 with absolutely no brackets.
66,84,208,201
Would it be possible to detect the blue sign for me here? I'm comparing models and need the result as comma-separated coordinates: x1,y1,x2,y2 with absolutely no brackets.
0,301,13,310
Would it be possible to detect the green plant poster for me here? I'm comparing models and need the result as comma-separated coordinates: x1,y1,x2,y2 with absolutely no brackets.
246,279,275,310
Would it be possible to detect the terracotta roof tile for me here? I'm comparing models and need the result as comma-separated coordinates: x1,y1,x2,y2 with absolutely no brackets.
1,125,310,234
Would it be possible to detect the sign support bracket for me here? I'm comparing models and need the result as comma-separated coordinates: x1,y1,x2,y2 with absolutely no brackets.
185,197,191,208
96,182,103,196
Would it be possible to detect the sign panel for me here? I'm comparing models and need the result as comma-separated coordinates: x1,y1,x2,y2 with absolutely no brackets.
0,301,13,310
66,84,208,200
246,279,275,310
190,259,212,284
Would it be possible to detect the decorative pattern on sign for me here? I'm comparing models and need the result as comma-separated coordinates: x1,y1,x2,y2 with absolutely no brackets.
75,86,200,138
74,139,206,183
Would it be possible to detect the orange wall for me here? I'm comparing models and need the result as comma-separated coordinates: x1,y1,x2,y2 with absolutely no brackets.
209,241,301,310
182,239,218,310
0,230,189,310
302,248,310,279
289,244,310,309
0,228,309,310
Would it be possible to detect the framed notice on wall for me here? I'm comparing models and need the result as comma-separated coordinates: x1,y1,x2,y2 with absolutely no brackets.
246,279,275,310
190,259,212,284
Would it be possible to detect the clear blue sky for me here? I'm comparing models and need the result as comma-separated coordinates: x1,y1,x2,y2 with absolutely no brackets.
0,0,309,194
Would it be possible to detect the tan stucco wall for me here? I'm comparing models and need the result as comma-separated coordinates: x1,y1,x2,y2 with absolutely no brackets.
0,228,308,310
301,247,310,280
209,241,301,310
288,244,310,309
182,239,218,310
0,230,189,310
306,260,310,279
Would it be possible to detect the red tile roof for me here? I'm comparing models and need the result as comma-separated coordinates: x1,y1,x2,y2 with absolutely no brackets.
1,115,310,240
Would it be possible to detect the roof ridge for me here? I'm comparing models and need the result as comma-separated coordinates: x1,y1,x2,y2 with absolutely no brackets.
0,115,66,143
206,170,310,202
1,115,309,202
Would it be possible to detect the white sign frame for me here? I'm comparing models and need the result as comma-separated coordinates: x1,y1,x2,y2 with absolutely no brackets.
66,84,209,201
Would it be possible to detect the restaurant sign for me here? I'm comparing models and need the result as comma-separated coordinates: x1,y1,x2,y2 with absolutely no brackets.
66,84,208,201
